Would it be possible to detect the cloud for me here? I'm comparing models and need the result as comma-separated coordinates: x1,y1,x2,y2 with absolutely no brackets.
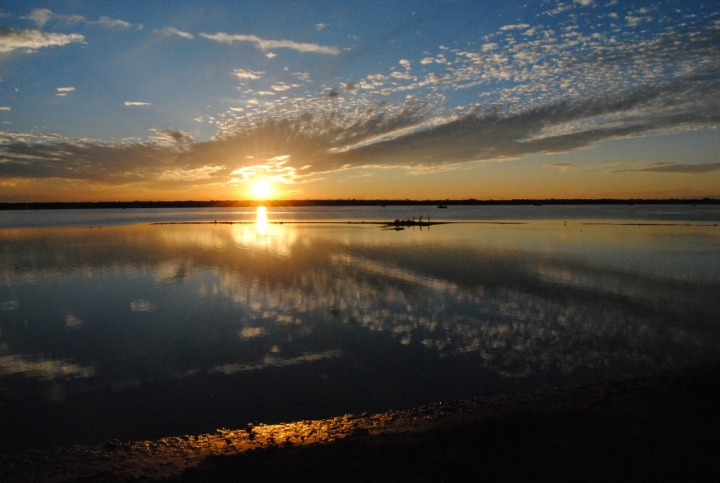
233,69,264,80
159,165,224,181
93,16,132,29
265,52,276,58
21,9,131,29
156,26,193,39
0,107,10,111
0,28,85,53
124,101,150,106
199,32,340,55
500,23,530,31
1,78,718,191
57,87,74,97
3,6,720,194
22,8,83,28
292,72,311,82
612,163,720,174
574,0,593,5
151,129,195,144
316,23,327,31
22,8,54,27
543,162,577,172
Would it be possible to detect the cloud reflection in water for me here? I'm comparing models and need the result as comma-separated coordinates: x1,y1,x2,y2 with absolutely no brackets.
0,221,718,400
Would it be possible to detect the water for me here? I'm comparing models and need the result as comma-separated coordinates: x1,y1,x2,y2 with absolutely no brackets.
2,204,720,228
1,206,719,453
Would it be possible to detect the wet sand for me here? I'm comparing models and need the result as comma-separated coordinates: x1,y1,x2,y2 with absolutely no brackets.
2,361,719,482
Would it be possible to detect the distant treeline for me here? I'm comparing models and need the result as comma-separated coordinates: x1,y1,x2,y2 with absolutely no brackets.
0,198,718,210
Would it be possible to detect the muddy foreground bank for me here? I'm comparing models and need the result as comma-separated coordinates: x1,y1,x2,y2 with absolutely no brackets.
2,361,720,482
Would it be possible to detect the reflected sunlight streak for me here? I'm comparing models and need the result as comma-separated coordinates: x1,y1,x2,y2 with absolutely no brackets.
256,206,268,236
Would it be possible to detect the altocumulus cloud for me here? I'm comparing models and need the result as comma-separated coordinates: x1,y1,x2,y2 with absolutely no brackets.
1,1,720,193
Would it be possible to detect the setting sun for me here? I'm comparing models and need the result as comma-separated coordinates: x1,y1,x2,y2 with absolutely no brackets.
251,180,272,199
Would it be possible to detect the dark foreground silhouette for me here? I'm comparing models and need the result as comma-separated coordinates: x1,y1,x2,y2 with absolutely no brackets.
165,363,720,483
2,361,719,482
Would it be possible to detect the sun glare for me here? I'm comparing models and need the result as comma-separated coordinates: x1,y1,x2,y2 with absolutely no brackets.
256,206,268,235
251,180,272,199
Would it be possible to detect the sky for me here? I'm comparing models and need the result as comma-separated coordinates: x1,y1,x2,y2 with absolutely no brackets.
0,0,719,202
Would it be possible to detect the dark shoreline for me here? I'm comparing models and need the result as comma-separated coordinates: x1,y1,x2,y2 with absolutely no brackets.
1,198,718,210
3,361,719,482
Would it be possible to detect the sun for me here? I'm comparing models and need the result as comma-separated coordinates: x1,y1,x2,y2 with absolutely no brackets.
251,180,272,199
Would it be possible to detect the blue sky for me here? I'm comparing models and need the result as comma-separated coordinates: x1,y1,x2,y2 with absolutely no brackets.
1,0,719,201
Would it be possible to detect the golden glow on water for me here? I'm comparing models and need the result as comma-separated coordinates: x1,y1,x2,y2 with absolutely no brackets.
256,206,268,235
226,206,297,256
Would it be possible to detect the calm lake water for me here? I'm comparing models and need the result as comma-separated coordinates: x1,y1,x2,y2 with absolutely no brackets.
1,206,719,452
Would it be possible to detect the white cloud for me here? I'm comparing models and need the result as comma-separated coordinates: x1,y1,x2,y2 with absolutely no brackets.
22,9,131,29
500,23,530,31
420,57,434,64
22,8,84,28
266,52,276,58
157,26,193,39
233,69,264,80
124,101,150,106
199,32,340,55
316,23,327,31
22,8,54,27
93,16,131,29
57,87,75,92
574,0,593,5
625,16,650,26
399,59,411,68
0,28,85,53
0,107,10,111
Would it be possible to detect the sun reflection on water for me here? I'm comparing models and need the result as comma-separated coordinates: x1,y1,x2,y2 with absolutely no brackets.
228,206,296,256
256,206,268,235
